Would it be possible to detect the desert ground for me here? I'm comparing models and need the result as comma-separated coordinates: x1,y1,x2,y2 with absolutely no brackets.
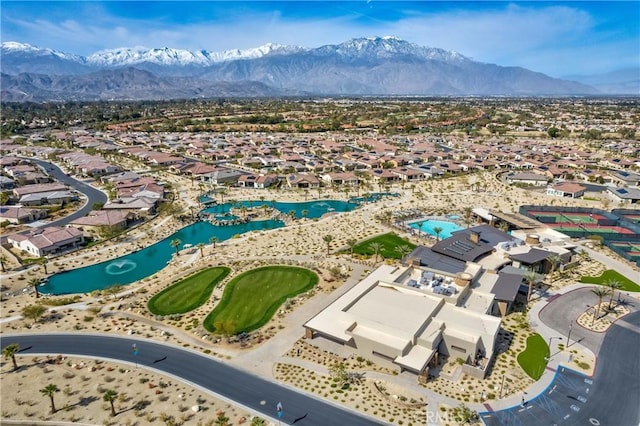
1,172,634,425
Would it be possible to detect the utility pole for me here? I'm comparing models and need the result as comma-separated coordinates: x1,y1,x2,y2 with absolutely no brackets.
567,321,573,348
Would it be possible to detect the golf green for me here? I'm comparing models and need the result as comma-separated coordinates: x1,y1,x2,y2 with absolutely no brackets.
147,267,230,315
204,265,318,334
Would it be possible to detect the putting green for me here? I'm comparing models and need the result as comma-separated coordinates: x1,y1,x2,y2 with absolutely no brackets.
204,265,318,334
147,267,230,315
517,333,549,380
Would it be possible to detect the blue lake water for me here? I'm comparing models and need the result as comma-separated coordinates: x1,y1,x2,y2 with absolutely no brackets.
41,219,284,295
201,193,397,219
410,219,464,239
42,194,397,295
203,199,359,219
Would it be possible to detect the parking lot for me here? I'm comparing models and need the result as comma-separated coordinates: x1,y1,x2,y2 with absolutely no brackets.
480,367,594,426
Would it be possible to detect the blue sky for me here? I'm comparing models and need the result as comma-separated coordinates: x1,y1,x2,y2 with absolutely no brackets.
1,1,638,77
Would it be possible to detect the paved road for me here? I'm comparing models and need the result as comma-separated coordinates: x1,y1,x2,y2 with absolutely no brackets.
2,334,383,426
481,311,640,426
539,287,638,354
28,159,108,227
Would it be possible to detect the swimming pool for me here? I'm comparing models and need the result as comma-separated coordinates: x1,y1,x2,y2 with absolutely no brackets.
410,219,464,239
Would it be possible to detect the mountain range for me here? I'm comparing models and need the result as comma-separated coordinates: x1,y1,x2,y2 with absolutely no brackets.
2,36,633,101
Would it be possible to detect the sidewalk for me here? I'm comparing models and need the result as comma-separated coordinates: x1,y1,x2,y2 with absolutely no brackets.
484,284,598,412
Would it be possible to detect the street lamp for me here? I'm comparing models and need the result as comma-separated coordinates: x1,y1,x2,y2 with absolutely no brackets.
587,304,597,327
547,336,563,358
566,321,573,348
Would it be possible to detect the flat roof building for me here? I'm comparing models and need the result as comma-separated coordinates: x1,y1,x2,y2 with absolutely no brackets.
304,264,501,383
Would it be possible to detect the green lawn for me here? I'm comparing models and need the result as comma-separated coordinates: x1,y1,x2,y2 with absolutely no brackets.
203,266,318,335
517,333,549,380
147,267,230,315
579,269,640,292
351,233,416,259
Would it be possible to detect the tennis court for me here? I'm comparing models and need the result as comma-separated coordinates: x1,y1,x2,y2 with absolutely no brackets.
560,211,605,224
620,214,640,224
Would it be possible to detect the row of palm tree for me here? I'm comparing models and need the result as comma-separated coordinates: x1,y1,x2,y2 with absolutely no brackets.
171,236,219,258
3,344,120,417
591,279,623,320
39,383,118,416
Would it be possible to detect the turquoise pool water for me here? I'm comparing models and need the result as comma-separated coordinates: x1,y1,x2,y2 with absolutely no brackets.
41,219,284,295
410,219,464,239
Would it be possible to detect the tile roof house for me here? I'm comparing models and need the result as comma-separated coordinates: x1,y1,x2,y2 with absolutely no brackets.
7,226,84,257
0,206,48,224
69,210,134,234
546,183,587,198
286,173,321,189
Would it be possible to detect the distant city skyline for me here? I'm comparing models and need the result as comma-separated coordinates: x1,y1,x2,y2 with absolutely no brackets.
1,1,638,78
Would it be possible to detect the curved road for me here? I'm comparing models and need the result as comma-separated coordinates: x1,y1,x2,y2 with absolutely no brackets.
1,334,383,426
28,159,108,227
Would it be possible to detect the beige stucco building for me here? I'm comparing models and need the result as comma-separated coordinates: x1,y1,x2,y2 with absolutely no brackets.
304,264,501,383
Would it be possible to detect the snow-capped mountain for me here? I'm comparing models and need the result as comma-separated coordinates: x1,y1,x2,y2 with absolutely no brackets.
314,36,467,63
1,41,306,69
1,41,84,61
1,36,602,99
85,43,306,66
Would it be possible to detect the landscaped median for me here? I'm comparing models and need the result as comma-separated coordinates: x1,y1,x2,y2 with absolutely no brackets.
204,265,318,335
517,333,549,380
147,267,230,315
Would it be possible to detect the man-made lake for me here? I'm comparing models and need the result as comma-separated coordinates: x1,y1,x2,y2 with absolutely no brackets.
41,219,283,295
42,194,398,295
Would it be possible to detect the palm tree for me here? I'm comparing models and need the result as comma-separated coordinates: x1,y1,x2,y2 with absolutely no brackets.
29,278,41,299
301,209,308,219
103,389,118,417
547,254,562,284
2,343,20,371
40,258,49,275
524,271,538,302
416,222,423,238
433,226,443,242
0,255,6,272
604,280,623,310
170,239,181,256
463,206,473,220
395,244,412,260
197,242,205,257
40,384,60,413
369,242,383,263
209,236,218,249
322,234,334,255
346,238,357,258
218,188,227,203
591,287,610,320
